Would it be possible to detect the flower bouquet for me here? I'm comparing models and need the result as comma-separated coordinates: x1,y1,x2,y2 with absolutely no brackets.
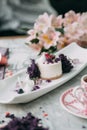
26,10,87,54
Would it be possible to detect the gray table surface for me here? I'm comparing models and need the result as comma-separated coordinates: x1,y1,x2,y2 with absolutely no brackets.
0,38,87,130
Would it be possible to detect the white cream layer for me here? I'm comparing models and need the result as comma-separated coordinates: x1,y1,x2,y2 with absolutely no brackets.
38,61,62,79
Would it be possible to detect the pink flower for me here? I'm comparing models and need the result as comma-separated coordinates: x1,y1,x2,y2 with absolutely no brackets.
34,13,63,32
51,15,63,28
26,11,87,52
64,10,80,26
78,12,87,29
27,29,35,35
40,28,60,49
34,13,51,32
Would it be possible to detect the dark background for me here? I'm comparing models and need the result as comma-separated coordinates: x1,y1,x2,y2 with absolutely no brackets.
50,0,87,14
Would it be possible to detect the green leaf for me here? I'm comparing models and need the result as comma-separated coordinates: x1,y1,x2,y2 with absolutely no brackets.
55,26,64,35
38,46,57,55
36,33,39,37
30,38,39,44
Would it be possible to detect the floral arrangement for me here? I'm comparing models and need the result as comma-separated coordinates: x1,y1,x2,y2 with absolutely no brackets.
26,10,87,54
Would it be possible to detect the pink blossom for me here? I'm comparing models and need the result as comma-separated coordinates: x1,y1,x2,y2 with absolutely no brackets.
51,15,63,28
26,11,87,51
64,10,80,26
34,13,51,32
78,12,87,29
40,28,60,49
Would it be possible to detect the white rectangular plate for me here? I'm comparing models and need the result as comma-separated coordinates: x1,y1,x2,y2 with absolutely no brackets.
0,42,87,104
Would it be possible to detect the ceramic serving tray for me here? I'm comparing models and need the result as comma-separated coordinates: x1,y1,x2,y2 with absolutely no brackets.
0,42,87,104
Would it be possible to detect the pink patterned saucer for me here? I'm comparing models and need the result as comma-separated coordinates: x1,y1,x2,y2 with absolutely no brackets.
60,87,87,119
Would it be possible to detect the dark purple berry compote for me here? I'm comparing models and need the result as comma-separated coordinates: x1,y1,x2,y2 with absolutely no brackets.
0,113,49,130
27,59,41,80
59,54,73,73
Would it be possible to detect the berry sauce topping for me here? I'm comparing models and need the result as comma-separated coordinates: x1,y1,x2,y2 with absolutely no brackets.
45,53,60,64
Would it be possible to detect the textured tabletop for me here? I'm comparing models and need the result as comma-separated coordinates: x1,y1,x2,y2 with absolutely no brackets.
0,38,87,130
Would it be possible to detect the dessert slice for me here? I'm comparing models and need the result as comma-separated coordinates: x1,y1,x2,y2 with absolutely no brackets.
37,53,62,80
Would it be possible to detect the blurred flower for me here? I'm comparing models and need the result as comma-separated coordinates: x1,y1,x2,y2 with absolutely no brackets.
64,10,80,25
26,10,87,54
40,27,61,49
